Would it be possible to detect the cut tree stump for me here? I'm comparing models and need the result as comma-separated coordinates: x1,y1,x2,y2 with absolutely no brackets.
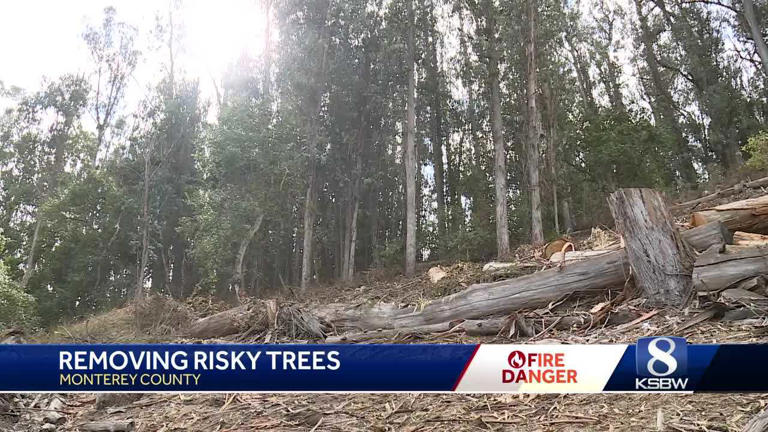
691,195,768,234
693,245,768,292
608,188,695,308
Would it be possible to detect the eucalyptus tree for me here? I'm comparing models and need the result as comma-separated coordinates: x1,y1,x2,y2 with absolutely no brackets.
83,6,139,163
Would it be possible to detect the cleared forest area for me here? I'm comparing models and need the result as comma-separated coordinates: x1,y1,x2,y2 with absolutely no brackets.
1,0,768,430
3,185,768,430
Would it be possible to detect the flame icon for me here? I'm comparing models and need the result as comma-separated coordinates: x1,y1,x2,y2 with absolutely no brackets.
508,350,526,368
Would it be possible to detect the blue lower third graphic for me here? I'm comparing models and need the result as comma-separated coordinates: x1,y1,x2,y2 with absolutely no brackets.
0,344,476,392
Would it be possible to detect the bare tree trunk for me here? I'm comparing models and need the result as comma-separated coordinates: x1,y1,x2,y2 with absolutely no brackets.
485,3,511,260
561,198,573,233
742,0,768,76
300,0,332,291
404,0,417,277
564,34,598,116
136,153,151,306
428,12,446,251
20,219,42,290
233,214,264,303
543,81,559,234
634,0,696,184
263,0,273,99
20,118,71,291
526,0,544,246
347,200,359,280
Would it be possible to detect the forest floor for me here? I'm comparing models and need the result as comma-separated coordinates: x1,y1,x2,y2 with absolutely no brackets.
5,258,768,431
4,184,768,431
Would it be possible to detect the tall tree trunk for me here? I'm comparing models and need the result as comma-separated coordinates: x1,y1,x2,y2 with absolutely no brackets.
20,118,71,291
233,213,264,303
342,50,370,281
347,200,359,280
427,12,446,251
136,152,151,305
634,0,696,184
485,2,510,259
742,0,768,76
564,35,598,116
404,0,417,277
526,0,544,246
263,0,273,99
542,81,559,235
300,0,332,291
20,219,42,291
561,198,573,233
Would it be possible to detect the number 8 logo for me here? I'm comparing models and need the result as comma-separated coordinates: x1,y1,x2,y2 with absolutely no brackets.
647,337,678,377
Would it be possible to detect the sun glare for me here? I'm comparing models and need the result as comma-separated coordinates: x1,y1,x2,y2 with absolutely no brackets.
182,0,269,82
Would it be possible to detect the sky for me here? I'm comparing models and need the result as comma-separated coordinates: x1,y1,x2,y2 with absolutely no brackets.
0,0,270,115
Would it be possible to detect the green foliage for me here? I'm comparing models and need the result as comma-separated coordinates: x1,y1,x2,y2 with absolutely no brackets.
745,131,768,170
0,234,38,329
573,111,679,191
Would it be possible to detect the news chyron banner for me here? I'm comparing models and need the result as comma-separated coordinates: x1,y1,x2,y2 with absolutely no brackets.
0,337,764,392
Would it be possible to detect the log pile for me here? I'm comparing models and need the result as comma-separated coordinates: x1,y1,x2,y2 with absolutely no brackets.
184,189,768,341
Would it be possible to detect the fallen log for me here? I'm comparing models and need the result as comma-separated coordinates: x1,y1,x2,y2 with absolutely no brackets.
608,189,695,308
325,314,592,342
187,305,253,338
545,221,730,264
187,300,324,339
672,176,768,213
680,221,733,251
386,250,630,329
315,251,629,331
734,231,768,246
548,250,611,263
693,245,768,292
691,195,768,234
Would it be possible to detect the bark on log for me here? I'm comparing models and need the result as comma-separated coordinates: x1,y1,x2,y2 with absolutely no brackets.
386,250,630,329
608,188,694,308
314,251,629,331
671,176,768,213
325,315,591,342
187,306,253,338
680,221,733,252
693,246,768,292
691,195,768,234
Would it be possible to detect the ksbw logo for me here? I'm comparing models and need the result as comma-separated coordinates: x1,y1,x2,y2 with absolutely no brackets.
635,337,689,391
